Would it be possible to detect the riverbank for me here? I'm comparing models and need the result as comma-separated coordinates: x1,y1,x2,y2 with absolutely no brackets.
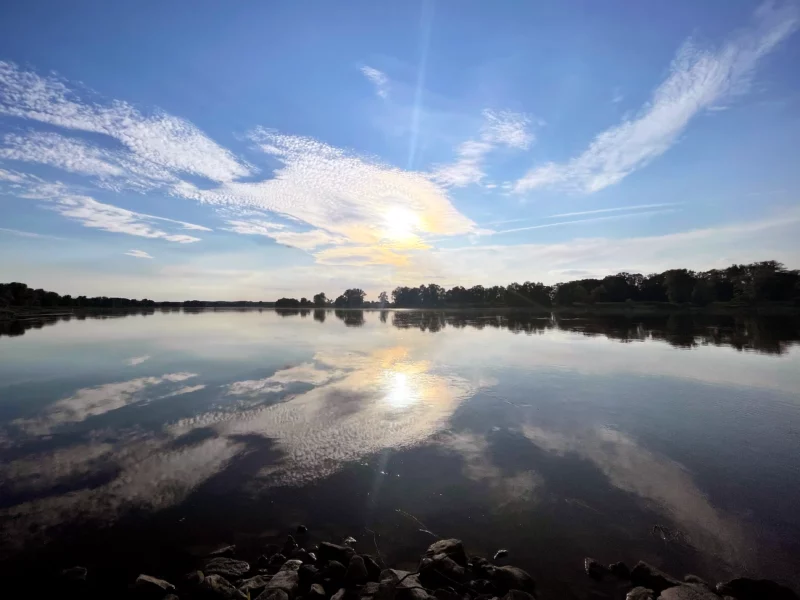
55,532,797,600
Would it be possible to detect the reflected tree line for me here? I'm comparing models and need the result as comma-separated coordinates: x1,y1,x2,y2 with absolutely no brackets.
5,307,796,355
3,261,799,313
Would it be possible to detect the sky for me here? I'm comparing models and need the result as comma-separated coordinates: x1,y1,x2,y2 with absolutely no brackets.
0,0,799,301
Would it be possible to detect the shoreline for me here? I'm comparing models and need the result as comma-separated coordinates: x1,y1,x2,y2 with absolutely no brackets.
53,531,798,600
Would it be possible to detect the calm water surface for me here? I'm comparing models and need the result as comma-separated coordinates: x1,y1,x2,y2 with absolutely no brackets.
1,309,799,597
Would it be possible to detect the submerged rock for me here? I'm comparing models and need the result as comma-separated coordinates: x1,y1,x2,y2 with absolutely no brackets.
239,575,271,596
257,589,290,600
185,570,205,587
308,583,327,599
493,549,509,561
502,591,536,600
345,555,369,586
319,541,357,565
492,565,536,595
630,561,682,593
625,587,654,600
424,539,469,568
584,557,609,580
297,525,308,534
362,554,383,582
609,562,631,579
208,544,237,558
716,577,800,600
135,574,176,598
419,553,466,587
205,557,251,578
660,584,721,600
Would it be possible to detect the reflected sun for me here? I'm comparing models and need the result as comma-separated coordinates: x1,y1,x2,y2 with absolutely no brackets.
383,369,418,409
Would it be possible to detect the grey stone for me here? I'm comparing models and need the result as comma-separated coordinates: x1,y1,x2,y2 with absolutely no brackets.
630,562,682,594
309,583,327,599
609,562,631,579
424,539,469,567
502,591,536,600
659,584,722,600
185,570,205,587
362,582,381,599
209,545,237,558
283,535,299,557
319,542,357,565
280,560,303,572
491,566,536,595
346,556,369,587
164,595,180,600
332,589,348,600
239,575,271,595
362,554,383,582
296,525,308,535
493,549,509,561
419,553,466,587
684,575,708,586
626,588,654,600
256,590,290,600
299,564,319,584
206,557,251,578
267,569,300,596
135,574,176,597
716,578,799,600
290,548,315,563
202,574,248,600
584,557,609,580
434,588,459,600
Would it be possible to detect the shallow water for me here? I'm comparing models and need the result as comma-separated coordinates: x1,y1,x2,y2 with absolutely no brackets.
1,309,799,596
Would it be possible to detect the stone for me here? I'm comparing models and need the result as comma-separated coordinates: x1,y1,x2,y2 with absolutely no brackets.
469,579,497,594
502,591,536,600
584,557,609,580
135,574,176,598
319,542,357,565
281,560,304,572
434,588,460,600
185,570,205,587
283,535,299,557
209,544,237,557
309,583,327,599
470,557,492,578
267,569,300,596
206,557,251,578
299,564,319,584
684,575,708,586
332,589,348,600
609,562,631,579
325,560,347,583
362,581,381,600
424,539,469,567
61,566,88,581
362,554,383,582
164,595,180,600
267,554,288,569
630,562,682,594
626,587,654,600
239,575,271,596
202,574,248,600
419,554,466,587
716,578,800,600
297,525,309,534
256,590,290,600
491,566,536,595
660,585,722,600
493,549,509,561
291,548,316,564
344,536,358,545
346,555,369,586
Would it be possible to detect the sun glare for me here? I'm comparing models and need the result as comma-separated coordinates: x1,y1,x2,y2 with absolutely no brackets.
383,207,420,241
383,370,418,409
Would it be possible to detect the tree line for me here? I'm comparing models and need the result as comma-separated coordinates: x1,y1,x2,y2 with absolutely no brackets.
3,261,798,311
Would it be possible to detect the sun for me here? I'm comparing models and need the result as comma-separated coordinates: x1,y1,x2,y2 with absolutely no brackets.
383,207,420,241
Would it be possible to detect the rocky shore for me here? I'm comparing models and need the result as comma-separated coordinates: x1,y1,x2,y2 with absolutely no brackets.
58,531,798,600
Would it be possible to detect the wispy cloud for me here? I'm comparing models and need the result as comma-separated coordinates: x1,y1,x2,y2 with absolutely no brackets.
432,109,535,187
0,227,64,240
125,249,154,259
546,202,679,219
492,207,678,235
360,65,389,99
515,2,799,193
127,355,151,366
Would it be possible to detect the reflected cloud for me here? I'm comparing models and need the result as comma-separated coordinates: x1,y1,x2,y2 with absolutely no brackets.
127,355,150,366
13,373,197,435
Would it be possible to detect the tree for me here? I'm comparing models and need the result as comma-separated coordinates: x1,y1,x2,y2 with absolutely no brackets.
664,269,695,304
378,291,389,307
691,279,714,306
313,292,327,307
342,288,366,308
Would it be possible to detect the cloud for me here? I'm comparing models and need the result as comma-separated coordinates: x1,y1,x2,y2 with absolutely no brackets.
360,65,389,98
125,249,154,259
492,207,678,235
432,109,535,187
127,355,151,366
0,227,64,240
515,2,799,193
0,61,252,184
546,202,679,219
224,219,346,250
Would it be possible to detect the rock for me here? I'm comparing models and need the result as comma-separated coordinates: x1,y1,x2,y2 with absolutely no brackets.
362,554,383,582
491,566,536,595
290,548,316,564
202,574,248,600
239,575,271,596
660,585,722,600
684,575,708,586
283,535,299,557
362,581,381,600
267,568,300,596
297,525,308,534
332,589,348,600
716,578,799,600
344,536,358,545
493,549,509,561
206,557,251,578
309,583,327,599
630,562,682,594
434,588,460,600
502,591,536,600
256,590,290,600
469,579,497,594
324,560,347,583
609,562,631,579
266,554,288,569
164,595,180,600
584,558,609,580
470,557,492,578
209,544,237,557
61,566,88,581
299,564,319,584
346,555,369,586
626,587,654,600
419,553,466,587
135,574,176,598
281,560,304,572
424,539,469,568
185,570,205,587
319,542,357,565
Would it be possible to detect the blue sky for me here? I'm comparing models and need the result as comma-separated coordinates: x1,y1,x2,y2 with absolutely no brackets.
0,0,799,300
